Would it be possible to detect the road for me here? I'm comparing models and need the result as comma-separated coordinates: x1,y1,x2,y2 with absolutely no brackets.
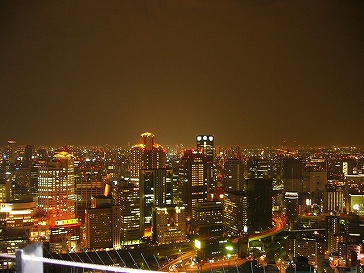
160,216,286,272
160,251,247,272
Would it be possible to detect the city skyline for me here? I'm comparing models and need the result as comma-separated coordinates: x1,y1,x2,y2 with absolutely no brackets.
1,0,364,147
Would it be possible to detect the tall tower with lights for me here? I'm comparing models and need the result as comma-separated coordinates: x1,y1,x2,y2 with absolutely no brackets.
139,168,173,236
178,150,208,221
196,135,215,191
38,151,75,222
129,132,166,179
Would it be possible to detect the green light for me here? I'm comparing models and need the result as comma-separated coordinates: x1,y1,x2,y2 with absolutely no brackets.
225,245,234,251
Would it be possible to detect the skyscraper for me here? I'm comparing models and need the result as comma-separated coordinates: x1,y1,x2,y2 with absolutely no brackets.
246,178,273,232
192,201,224,237
23,144,33,168
6,140,16,165
196,135,214,163
178,150,208,221
282,157,303,193
129,132,166,179
139,168,173,236
223,158,245,191
196,135,215,190
223,191,247,236
85,196,121,250
38,151,75,222
113,179,140,244
152,205,186,245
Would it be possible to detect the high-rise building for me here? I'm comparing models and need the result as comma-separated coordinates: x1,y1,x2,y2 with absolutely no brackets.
6,140,16,165
38,151,75,222
139,168,173,237
74,180,105,221
129,132,166,179
196,135,214,163
192,201,223,237
85,196,121,250
14,167,32,199
178,150,208,221
152,205,186,245
285,192,299,229
282,157,303,193
246,157,273,179
323,181,345,214
50,218,81,254
113,180,140,244
223,158,245,191
23,145,33,168
246,178,273,232
196,135,215,191
326,216,346,255
223,191,247,236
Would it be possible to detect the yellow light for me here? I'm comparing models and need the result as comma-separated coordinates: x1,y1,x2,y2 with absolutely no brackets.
55,218,78,226
195,239,201,249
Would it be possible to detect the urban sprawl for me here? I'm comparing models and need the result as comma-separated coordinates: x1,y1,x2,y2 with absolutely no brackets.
0,133,363,273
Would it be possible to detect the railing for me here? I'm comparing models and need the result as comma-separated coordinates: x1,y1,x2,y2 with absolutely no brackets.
0,243,161,273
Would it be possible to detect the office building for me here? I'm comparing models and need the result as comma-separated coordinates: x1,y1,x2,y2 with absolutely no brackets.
196,135,215,191
139,168,173,237
0,200,36,228
113,179,140,244
152,205,186,245
74,180,105,221
326,216,346,255
246,157,273,179
23,144,33,168
323,181,345,214
192,201,223,237
49,218,81,254
350,194,364,215
85,196,121,250
223,158,245,191
246,178,273,232
282,157,303,193
6,140,16,166
129,132,166,179
223,191,247,236
285,192,298,229
196,135,214,163
37,151,75,222
178,150,208,221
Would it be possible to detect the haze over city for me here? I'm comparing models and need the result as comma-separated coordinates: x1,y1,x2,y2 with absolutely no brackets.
1,0,364,147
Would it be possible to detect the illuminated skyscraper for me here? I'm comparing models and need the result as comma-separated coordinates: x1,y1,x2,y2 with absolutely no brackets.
139,168,173,237
223,191,247,236
152,205,186,245
192,201,223,237
113,179,141,244
196,135,215,190
285,192,299,229
178,150,208,221
38,152,75,221
196,135,214,163
6,140,16,165
75,180,105,221
223,158,245,191
323,182,345,214
129,132,166,179
85,196,121,249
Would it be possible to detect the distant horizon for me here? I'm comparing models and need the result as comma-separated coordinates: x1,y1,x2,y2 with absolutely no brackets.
1,138,363,150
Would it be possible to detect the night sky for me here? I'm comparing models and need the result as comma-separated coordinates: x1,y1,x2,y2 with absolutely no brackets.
1,0,363,147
